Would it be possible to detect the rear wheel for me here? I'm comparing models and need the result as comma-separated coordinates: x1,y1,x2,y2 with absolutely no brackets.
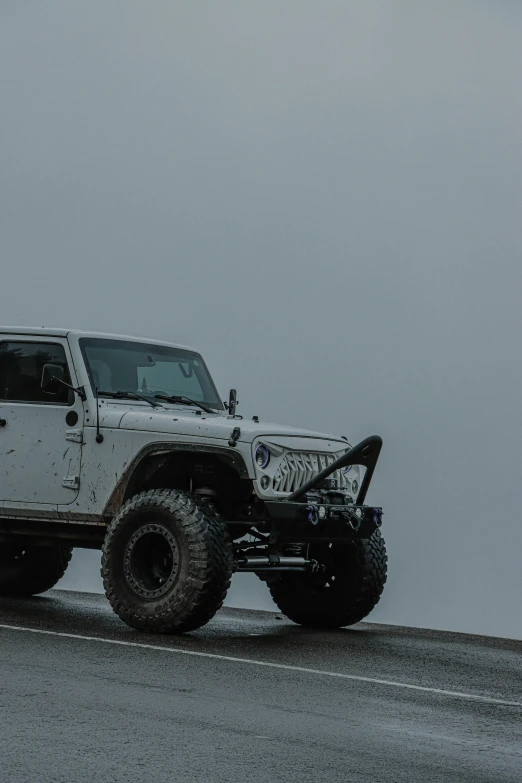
102,489,233,633
0,545,73,596
267,531,387,628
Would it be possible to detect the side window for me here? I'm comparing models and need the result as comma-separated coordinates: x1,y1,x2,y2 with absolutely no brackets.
0,341,72,405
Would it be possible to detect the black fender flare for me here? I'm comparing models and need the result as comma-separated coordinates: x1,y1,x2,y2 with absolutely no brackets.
103,441,250,517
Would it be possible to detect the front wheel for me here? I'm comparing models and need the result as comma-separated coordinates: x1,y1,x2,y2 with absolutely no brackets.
267,531,387,628
101,489,233,634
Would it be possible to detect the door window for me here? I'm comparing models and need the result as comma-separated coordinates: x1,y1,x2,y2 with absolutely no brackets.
0,341,72,405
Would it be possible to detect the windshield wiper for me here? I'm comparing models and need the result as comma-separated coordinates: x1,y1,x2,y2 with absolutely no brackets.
98,390,163,409
153,394,215,414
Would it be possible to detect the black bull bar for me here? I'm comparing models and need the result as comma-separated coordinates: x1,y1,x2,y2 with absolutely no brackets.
262,435,384,541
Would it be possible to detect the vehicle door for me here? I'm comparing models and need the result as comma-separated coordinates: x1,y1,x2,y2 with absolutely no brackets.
0,336,83,506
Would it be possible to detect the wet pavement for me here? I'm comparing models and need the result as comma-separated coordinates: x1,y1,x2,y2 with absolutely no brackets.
0,590,520,782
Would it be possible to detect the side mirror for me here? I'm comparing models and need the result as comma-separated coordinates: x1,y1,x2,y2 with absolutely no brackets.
41,363,64,394
227,388,238,416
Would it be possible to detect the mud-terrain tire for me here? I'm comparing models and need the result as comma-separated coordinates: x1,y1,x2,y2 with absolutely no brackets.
101,489,233,634
267,531,387,628
0,545,73,596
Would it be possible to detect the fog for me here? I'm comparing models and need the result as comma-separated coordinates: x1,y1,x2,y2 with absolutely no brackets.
1,1,521,639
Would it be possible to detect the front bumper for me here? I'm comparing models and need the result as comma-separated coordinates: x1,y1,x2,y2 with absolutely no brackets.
264,500,382,541
261,435,384,542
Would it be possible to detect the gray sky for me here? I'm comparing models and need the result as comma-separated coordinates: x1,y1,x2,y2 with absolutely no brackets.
1,1,521,639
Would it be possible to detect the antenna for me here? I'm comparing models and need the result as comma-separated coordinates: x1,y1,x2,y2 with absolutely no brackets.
95,387,104,443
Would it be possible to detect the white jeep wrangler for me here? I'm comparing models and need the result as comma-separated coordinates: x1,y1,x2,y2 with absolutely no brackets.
0,328,387,633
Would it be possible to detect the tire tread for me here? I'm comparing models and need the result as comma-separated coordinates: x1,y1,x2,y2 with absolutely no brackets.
0,546,73,597
268,531,387,628
101,489,233,633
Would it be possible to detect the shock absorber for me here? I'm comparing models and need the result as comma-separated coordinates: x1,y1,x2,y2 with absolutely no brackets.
194,486,219,515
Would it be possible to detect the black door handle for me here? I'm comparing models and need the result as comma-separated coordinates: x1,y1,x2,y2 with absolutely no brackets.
0,419,6,427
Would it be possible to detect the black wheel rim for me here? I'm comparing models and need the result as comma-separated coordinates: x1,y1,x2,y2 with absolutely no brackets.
123,523,179,600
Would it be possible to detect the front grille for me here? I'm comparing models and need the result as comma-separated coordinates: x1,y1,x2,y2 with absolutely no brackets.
272,451,351,494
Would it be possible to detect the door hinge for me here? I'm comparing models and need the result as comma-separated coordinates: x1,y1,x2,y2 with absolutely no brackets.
65,429,84,444
62,475,80,490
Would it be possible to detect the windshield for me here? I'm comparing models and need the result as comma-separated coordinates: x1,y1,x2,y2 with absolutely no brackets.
79,338,223,411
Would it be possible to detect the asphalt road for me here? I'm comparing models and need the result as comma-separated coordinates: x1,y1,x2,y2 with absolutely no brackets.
0,590,520,783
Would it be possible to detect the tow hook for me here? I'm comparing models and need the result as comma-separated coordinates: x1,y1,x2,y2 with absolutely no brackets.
307,505,319,526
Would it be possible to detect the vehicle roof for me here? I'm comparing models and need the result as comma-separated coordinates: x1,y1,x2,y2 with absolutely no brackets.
0,327,197,352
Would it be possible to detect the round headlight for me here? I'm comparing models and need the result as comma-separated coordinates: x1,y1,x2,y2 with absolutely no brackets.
255,443,270,469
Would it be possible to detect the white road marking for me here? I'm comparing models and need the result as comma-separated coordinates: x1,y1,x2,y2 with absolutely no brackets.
0,622,520,708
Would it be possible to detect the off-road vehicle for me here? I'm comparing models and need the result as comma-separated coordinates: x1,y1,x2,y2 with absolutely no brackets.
0,328,387,633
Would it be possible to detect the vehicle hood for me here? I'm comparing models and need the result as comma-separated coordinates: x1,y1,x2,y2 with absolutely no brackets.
111,405,348,448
